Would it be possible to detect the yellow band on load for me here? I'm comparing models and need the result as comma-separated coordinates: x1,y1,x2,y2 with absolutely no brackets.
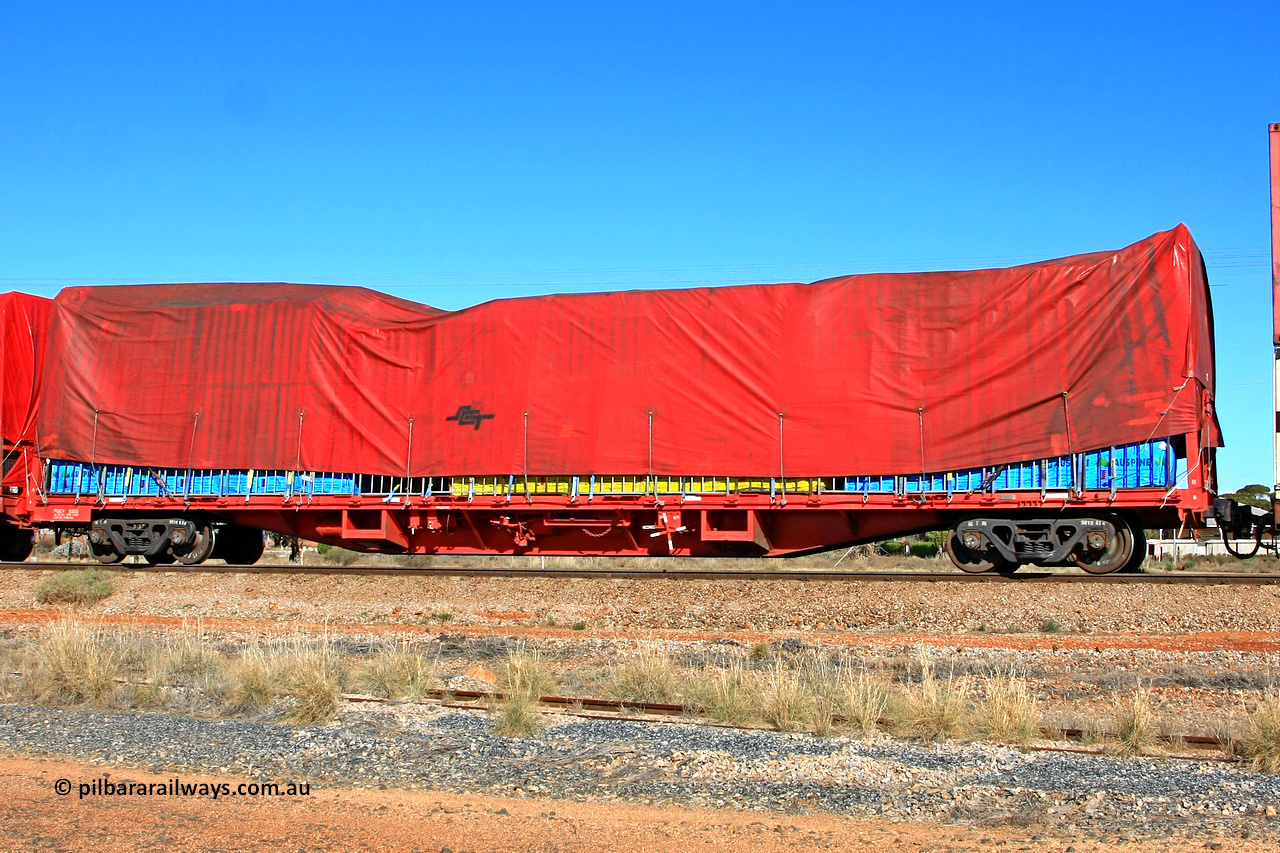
450,475,832,497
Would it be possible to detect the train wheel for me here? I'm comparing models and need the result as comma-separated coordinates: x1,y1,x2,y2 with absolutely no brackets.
1118,525,1148,573
214,525,265,566
175,523,215,566
944,532,1016,575
0,524,33,562
1070,517,1134,575
91,545,124,564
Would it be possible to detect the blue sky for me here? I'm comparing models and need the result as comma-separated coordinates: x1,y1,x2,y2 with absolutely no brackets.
2,2,1277,490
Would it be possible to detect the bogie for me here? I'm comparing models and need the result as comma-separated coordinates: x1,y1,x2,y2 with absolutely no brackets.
944,514,1140,575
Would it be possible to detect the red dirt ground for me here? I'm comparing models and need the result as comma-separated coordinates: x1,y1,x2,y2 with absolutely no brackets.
3,606,1278,653
2,755,1268,853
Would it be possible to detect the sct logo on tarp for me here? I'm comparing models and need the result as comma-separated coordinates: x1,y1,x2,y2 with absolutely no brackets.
446,405,495,430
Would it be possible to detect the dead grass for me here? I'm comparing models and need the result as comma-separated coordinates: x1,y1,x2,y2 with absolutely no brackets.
607,644,678,704
492,648,556,737
29,619,121,706
500,647,556,700
278,640,346,724
686,662,759,725
224,645,278,715
891,652,970,741
760,662,814,731
1110,688,1159,757
1238,692,1280,772
974,673,1041,747
156,625,223,688
35,569,115,606
356,643,435,700
841,672,891,737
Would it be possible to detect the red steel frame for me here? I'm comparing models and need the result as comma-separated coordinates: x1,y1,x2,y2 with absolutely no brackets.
3,435,1210,558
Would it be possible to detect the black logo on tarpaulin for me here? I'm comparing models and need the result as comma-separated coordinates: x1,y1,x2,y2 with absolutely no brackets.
446,405,495,430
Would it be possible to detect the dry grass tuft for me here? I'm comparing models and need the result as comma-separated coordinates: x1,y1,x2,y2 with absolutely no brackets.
500,647,556,700
156,625,223,688
279,640,345,725
975,673,1041,747
760,662,814,731
1111,688,1159,757
224,644,278,715
892,653,970,741
608,644,678,704
0,645,22,701
221,637,347,723
841,672,890,737
682,661,759,725
357,644,435,700
492,648,556,737
1238,692,1280,772
35,569,115,606
30,619,121,706
810,696,836,737
493,690,544,737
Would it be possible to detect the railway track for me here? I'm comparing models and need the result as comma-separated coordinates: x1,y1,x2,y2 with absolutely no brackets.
3,561,1278,585
349,689,1231,755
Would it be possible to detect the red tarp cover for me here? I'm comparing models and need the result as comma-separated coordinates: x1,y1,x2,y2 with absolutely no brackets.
36,225,1219,477
0,292,52,448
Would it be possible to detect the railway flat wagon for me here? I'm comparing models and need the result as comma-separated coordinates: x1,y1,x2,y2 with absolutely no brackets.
0,225,1220,573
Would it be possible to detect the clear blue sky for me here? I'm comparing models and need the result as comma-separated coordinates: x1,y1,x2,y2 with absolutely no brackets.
2,2,1277,490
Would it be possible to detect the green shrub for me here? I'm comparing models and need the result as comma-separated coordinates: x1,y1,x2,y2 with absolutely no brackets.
316,545,360,566
36,569,115,606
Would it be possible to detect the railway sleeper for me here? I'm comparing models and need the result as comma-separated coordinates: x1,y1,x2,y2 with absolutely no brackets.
946,514,1142,575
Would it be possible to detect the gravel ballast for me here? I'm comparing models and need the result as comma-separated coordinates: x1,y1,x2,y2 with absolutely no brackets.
4,702,1279,843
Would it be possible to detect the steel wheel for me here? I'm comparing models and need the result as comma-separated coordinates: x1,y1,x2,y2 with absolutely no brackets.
1119,525,1149,573
91,546,124,564
213,525,266,566
1070,518,1134,575
175,524,215,566
944,532,1016,575
0,526,33,562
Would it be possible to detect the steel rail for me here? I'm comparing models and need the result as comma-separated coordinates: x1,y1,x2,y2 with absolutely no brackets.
2,561,1278,584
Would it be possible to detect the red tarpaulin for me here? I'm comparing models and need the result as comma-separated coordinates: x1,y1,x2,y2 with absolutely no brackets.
0,292,52,449
35,225,1219,477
